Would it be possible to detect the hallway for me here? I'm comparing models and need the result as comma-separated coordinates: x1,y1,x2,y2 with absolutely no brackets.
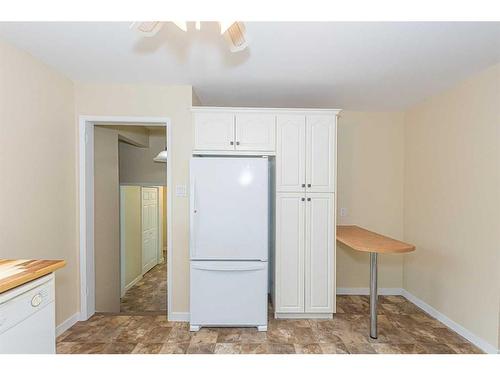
120,262,167,314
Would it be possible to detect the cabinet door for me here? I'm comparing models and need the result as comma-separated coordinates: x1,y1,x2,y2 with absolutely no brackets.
275,192,305,313
305,115,335,192
305,193,333,313
235,113,276,151
194,113,235,150
276,115,306,192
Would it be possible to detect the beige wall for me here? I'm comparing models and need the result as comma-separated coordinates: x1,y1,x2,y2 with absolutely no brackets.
75,83,193,313
337,112,406,289
119,128,166,185
121,186,142,288
94,126,120,312
116,126,149,147
0,39,78,326
404,64,500,350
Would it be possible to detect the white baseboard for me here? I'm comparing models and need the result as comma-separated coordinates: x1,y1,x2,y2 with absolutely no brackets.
337,287,497,353
56,312,80,337
401,290,498,354
337,287,403,295
168,312,190,322
124,275,143,294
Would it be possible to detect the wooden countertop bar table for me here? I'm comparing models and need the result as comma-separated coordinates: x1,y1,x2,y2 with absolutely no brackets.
336,225,415,339
0,259,66,294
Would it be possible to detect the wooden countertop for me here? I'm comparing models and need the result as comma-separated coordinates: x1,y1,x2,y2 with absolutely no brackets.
336,225,415,254
0,259,66,293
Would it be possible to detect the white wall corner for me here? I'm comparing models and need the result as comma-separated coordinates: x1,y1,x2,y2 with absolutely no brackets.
56,312,80,337
336,287,497,353
401,290,498,354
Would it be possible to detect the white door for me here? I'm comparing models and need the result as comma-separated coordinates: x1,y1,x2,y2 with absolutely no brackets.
190,158,269,261
193,113,235,150
275,192,305,313
305,193,333,313
142,187,158,274
306,115,335,193
276,115,306,192
235,113,276,151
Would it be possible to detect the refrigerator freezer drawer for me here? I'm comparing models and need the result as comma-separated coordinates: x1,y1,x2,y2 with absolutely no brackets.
190,261,268,329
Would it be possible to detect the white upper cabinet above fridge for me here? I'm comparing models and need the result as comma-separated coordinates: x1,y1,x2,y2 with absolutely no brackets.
192,109,276,154
193,112,235,151
235,113,276,151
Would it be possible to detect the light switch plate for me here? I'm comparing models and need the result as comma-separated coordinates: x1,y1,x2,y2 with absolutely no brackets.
340,208,348,217
175,184,187,197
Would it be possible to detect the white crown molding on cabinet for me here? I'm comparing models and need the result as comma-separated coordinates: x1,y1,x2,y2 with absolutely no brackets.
191,106,342,115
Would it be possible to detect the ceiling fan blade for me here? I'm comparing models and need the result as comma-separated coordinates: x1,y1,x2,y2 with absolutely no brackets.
130,21,164,37
223,22,249,52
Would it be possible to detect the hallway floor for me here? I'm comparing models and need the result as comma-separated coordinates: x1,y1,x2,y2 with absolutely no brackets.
57,295,482,354
120,262,167,314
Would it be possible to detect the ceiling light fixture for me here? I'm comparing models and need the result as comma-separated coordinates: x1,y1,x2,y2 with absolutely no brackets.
172,21,188,32
131,21,248,52
130,21,163,37
154,147,168,163
219,21,236,35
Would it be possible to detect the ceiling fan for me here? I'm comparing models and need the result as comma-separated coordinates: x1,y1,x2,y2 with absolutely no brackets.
130,21,249,52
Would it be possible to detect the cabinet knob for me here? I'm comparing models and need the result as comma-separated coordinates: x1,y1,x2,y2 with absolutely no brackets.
301,197,305,201
31,293,43,307
236,141,240,145
230,141,234,145
301,183,306,188
307,198,311,201
307,184,311,188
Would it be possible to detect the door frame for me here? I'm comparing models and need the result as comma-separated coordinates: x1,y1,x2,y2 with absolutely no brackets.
78,115,172,321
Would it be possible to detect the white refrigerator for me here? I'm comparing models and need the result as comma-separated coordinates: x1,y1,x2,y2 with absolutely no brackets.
189,157,269,332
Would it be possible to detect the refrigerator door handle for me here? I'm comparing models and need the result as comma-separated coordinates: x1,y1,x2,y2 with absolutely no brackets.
192,263,266,272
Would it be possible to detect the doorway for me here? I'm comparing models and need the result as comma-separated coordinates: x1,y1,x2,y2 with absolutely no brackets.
78,116,172,321
119,185,167,314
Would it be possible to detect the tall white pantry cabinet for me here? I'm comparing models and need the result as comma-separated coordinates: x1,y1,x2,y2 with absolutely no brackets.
275,113,337,318
191,107,339,320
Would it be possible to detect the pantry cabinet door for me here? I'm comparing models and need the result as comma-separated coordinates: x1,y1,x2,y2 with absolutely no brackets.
305,193,333,313
276,115,306,192
275,192,305,313
305,115,335,192
235,113,276,151
193,113,235,150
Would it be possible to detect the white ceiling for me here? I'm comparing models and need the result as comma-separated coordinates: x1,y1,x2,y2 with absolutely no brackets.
0,22,498,110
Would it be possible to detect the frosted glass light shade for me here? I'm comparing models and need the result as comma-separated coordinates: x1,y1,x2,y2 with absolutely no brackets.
154,150,168,163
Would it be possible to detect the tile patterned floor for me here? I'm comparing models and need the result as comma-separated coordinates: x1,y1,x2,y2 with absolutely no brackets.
57,295,483,354
120,262,167,314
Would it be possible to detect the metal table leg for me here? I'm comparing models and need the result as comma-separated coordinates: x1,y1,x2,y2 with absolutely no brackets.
369,252,378,339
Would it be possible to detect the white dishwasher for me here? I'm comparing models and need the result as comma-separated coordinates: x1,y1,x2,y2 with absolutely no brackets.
0,273,56,354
